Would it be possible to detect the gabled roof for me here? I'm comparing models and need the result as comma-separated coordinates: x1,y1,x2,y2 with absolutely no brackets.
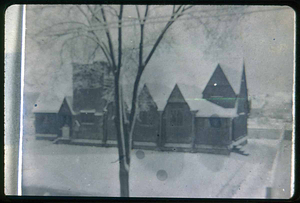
138,84,158,111
144,82,237,117
167,84,187,103
201,58,244,96
33,95,76,115
216,58,244,95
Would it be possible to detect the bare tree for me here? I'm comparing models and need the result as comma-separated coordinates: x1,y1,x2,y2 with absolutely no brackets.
99,5,193,197
29,5,248,197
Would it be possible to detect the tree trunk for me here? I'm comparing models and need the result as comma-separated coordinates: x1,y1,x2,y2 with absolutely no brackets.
119,159,130,197
114,104,130,197
114,72,130,197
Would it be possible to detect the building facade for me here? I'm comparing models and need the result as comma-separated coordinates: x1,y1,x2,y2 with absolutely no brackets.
33,60,249,154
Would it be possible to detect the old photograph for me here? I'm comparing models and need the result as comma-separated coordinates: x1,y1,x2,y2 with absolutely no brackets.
10,4,295,198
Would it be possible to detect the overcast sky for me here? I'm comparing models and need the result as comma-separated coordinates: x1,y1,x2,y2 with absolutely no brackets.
140,6,294,96
24,5,295,98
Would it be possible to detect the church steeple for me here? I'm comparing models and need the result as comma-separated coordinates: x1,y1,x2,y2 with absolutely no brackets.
237,60,249,114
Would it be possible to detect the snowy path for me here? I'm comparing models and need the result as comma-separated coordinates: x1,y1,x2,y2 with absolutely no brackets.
22,136,288,198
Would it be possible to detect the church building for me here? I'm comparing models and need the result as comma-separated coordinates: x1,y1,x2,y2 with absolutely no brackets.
33,59,249,154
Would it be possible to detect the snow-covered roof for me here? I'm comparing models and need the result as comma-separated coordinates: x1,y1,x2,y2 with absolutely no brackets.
144,82,238,117
95,112,104,116
195,99,238,118
80,109,96,113
176,83,237,117
144,83,204,111
32,94,64,113
33,95,76,115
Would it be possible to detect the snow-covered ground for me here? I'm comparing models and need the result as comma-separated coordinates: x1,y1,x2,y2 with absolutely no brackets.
248,118,293,130
22,135,291,198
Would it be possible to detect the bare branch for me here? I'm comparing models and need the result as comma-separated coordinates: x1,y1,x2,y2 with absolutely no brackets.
136,5,149,25
49,21,90,28
144,5,149,20
138,23,144,68
40,30,73,38
182,5,194,12
88,44,100,62
33,21,89,38
135,5,141,23
69,6,114,69
76,6,92,25
118,5,124,70
129,5,187,134
58,35,81,67
76,33,112,67
143,5,190,68
128,5,149,134
174,5,183,15
77,8,110,60
143,21,173,68
106,5,119,16
86,5,105,25
100,5,117,72
138,5,149,68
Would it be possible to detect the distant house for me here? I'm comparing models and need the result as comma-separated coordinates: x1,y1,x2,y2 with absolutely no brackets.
33,95,74,140
33,59,249,154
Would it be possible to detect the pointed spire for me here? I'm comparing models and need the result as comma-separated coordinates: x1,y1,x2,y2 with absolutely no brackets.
242,58,247,81
239,58,246,84
237,58,249,114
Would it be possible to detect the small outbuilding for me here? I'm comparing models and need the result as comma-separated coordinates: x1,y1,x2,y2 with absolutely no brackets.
33,95,74,140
